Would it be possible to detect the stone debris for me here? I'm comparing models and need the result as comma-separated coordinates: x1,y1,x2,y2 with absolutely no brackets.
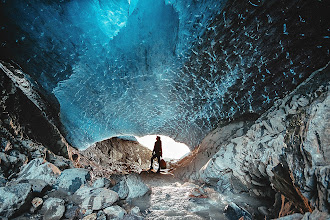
103,205,127,219
54,168,91,194
40,197,65,220
16,158,61,185
0,183,33,218
73,186,119,211
30,197,43,213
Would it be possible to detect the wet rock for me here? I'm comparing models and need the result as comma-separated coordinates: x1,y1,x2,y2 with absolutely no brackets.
103,205,127,219
73,186,119,211
16,158,61,185
54,168,91,194
40,197,65,220
224,202,252,220
0,183,33,218
30,197,43,213
93,177,111,188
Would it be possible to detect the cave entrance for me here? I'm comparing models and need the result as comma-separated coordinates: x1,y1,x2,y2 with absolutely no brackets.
136,135,190,160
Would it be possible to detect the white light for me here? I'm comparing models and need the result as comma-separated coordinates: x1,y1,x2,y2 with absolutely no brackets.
136,135,190,160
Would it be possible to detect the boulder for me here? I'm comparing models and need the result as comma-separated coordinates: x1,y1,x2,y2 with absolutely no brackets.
103,205,127,219
63,203,81,219
16,158,61,185
0,183,33,218
93,177,111,189
112,179,129,199
40,197,65,220
54,168,91,194
73,186,119,211
224,202,252,220
18,179,50,195
112,174,150,200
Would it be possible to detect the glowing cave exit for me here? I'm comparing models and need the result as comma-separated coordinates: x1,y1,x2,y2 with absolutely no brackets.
136,135,190,160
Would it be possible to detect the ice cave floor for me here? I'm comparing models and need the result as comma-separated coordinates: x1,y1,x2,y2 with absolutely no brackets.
129,170,268,220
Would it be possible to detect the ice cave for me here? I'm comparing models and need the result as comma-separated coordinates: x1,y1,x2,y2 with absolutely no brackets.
0,0,329,219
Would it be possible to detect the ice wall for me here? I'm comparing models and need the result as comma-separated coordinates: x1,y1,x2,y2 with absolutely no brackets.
1,0,329,149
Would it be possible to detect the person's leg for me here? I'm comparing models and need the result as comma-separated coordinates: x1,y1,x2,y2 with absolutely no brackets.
150,155,156,170
157,155,161,173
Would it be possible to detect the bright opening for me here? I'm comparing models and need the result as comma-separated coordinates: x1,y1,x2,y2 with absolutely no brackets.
136,135,190,160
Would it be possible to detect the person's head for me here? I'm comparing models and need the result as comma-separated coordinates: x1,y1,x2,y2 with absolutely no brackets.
156,136,161,141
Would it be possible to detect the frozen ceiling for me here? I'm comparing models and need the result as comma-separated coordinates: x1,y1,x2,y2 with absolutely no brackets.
0,0,329,149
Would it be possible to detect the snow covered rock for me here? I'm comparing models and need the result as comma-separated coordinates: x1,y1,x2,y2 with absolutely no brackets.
73,186,119,211
40,197,65,220
16,158,61,185
0,183,33,218
54,168,91,194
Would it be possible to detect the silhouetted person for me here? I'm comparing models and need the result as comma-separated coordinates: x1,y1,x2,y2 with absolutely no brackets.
150,136,162,173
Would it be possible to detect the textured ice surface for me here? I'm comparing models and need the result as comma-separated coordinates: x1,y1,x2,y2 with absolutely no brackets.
1,0,329,149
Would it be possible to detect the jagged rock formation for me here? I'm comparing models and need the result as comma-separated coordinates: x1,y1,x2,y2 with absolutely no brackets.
173,63,330,218
0,61,69,157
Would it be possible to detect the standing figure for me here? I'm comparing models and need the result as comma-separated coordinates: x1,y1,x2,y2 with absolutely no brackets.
150,136,162,173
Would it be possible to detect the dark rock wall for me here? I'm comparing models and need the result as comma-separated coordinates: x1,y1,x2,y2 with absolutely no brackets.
0,62,69,157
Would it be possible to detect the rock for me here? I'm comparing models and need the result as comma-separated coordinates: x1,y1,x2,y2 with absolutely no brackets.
97,210,107,220
0,175,7,187
0,183,33,218
125,174,150,199
93,177,111,188
301,209,330,220
64,204,81,219
130,206,141,216
82,213,97,220
112,179,129,199
40,197,65,220
54,168,91,194
257,206,269,216
103,205,127,219
276,213,304,220
224,202,252,220
73,186,119,211
30,197,43,213
16,158,61,185
18,179,50,195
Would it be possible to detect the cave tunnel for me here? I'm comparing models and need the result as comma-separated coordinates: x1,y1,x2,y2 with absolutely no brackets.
0,0,330,219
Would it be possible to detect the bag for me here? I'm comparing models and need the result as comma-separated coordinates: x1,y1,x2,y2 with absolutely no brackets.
159,159,166,169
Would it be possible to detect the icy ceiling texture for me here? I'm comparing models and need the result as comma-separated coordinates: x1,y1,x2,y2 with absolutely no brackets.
0,0,329,149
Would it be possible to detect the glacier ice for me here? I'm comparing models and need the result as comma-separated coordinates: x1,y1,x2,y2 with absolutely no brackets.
0,0,329,149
